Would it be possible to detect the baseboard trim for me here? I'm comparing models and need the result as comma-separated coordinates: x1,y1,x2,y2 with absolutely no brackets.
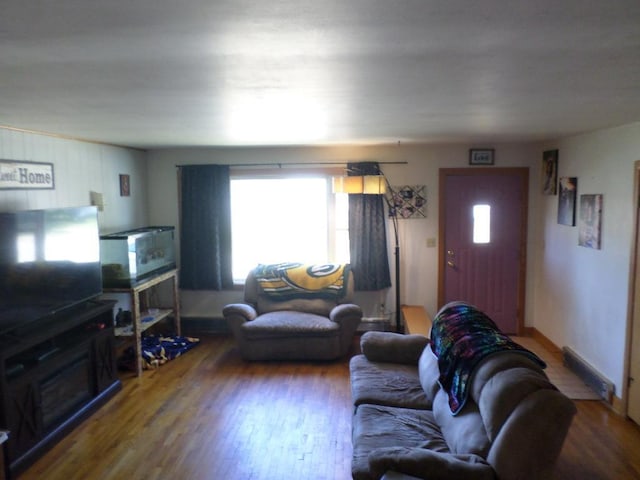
526,327,622,411
525,327,562,359
563,346,615,404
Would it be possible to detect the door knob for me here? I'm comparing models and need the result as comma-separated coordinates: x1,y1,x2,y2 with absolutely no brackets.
447,260,455,268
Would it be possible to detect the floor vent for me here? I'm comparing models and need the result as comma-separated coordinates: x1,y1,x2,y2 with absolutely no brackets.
562,346,614,403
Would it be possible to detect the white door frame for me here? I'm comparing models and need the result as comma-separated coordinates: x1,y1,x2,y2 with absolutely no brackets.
624,160,640,420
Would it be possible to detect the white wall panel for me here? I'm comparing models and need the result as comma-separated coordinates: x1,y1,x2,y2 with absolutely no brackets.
0,128,149,233
146,143,538,323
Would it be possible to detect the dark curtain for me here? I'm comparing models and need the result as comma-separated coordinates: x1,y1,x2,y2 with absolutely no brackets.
179,165,233,290
348,162,392,290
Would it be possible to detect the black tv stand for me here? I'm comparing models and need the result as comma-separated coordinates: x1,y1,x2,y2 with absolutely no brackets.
0,300,121,479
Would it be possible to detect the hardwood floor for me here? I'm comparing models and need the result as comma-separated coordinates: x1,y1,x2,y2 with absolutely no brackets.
16,335,640,480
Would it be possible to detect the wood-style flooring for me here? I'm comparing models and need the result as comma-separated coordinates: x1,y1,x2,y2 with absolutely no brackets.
16,335,640,480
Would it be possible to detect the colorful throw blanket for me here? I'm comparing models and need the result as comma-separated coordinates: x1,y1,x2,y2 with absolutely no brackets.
430,302,546,415
254,262,350,300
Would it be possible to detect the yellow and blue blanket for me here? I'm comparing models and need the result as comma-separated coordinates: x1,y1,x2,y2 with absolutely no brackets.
254,262,350,300
430,302,546,415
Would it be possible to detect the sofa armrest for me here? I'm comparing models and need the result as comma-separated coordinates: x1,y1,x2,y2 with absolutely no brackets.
360,331,429,365
330,303,362,322
222,303,258,323
370,447,495,480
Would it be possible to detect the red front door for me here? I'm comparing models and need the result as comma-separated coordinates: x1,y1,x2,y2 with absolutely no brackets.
438,168,528,334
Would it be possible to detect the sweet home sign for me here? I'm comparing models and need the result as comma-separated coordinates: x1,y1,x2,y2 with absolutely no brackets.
0,160,55,190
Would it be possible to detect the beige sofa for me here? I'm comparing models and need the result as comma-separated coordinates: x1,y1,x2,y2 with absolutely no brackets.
223,267,362,361
350,304,576,480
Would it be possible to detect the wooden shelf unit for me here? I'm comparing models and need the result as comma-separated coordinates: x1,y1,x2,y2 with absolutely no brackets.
104,269,181,376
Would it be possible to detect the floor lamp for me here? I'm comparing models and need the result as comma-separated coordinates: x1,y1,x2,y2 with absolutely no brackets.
332,175,402,332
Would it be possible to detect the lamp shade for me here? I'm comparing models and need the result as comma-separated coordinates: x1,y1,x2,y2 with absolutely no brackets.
332,175,387,194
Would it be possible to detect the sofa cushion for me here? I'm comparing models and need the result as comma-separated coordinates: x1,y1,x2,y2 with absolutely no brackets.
244,268,355,315
352,404,449,480
369,448,495,480
360,331,429,364
241,311,339,339
256,295,336,316
476,367,556,442
487,388,577,480
350,355,431,410
433,389,490,458
469,352,547,406
418,345,440,403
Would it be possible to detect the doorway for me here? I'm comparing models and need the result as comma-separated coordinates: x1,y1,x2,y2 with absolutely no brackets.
438,168,529,334
626,161,640,424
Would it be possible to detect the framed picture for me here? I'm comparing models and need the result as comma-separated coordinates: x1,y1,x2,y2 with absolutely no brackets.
0,159,55,190
119,174,130,197
469,149,495,165
558,177,578,226
579,194,603,249
388,185,427,219
542,149,558,195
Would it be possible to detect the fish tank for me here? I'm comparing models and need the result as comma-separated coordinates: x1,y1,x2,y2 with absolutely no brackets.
100,226,176,287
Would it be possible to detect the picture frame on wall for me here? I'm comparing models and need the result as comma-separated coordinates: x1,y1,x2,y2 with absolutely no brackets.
0,159,55,190
469,149,495,165
542,149,558,195
579,194,603,249
388,185,427,219
558,177,578,226
119,174,130,197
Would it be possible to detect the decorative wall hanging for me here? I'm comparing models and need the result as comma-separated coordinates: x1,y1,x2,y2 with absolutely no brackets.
558,177,578,226
119,174,130,196
578,194,603,249
0,159,54,190
469,149,495,165
542,149,558,195
388,185,426,219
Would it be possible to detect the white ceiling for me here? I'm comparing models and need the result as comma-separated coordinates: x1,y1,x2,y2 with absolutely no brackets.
2,1,640,149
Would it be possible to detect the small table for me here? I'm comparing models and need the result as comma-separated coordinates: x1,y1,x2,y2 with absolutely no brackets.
401,305,432,337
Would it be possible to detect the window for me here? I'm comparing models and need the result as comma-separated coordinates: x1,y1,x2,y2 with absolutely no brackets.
473,204,491,244
230,174,349,282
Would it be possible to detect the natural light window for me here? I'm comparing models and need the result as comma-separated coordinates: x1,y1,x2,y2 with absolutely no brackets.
473,204,491,244
16,233,36,263
230,176,349,282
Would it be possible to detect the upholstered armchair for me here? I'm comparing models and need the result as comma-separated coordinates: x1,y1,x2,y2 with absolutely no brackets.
223,263,362,361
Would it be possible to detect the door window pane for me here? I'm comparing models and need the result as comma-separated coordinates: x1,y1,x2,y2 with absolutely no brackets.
473,204,491,244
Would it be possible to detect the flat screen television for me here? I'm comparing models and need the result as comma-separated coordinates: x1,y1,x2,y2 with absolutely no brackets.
0,206,103,335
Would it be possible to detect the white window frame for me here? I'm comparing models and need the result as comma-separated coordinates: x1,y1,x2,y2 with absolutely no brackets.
230,167,348,283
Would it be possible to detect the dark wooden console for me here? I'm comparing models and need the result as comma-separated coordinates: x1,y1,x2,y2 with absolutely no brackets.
0,300,122,478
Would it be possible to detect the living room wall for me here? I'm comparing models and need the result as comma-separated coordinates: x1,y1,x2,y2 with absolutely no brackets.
533,121,640,403
4,121,640,407
0,127,149,233
146,142,540,323
147,129,640,404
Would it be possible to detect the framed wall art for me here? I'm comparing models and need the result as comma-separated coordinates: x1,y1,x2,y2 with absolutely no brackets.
119,174,130,196
542,149,558,195
578,194,603,249
388,185,427,219
0,159,54,190
558,177,578,226
469,149,495,166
